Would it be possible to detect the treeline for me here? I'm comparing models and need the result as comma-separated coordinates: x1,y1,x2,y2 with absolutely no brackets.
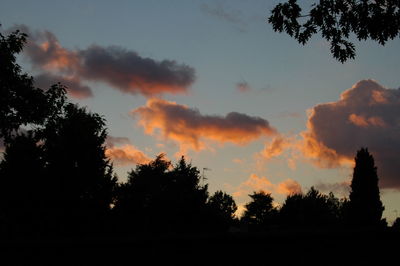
1,28,398,239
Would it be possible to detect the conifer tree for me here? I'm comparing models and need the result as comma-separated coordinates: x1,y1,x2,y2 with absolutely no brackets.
348,148,384,226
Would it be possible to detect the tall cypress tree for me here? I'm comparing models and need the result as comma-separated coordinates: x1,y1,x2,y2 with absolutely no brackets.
348,148,384,226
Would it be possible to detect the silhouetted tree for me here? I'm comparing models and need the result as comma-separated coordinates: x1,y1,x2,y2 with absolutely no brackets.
346,148,384,226
41,103,117,234
0,28,66,142
114,155,209,233
268,0,400,62
207,190,238,231
392,217,400,231
279,187,342,227
0,133,45,236
241,191,277,230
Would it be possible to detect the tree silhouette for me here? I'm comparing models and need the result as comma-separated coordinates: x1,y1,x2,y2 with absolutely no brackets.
241,191,277,230
0,28,66,142
279,187,342,227
40,103,117,234
0,133,46,236
268,0,400,62
346,148,384,226
207,190,238,231
392,217,400,231
114,155,209,233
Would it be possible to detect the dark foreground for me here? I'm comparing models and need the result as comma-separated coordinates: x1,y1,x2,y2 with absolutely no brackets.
1,229,398,265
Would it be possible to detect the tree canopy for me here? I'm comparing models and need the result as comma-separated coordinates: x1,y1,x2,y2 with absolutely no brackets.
268,0,400,62
0,28,66,141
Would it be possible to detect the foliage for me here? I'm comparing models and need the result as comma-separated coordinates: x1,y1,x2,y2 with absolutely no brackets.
346,148,384,226
241,191,277,229
0,28,66,142
279,187,343,226
207,190,238,231
41,103,117,233
268,0,400,62
114,155,209,233
392,217,400,231
0,133,45,235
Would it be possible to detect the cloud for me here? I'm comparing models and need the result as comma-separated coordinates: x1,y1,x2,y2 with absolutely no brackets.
259,135,292,160
11,25,195,97
301,79,400,188
34,73,92,98
105,136,131,148
105,145,151,166
200,3,247,32
131,98,276,152
314,181,351,198
105,136,151,166
236,81,252,93
78,45,195,96
233,174,302,197
276,179,303,195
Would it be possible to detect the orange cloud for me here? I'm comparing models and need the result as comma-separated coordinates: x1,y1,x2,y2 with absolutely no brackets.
276,179,302,195
348,114,386,127
105,136,151,166
105,145,151,166
260,135,292,160
233,174,302,197
300,79,400,188
131,98,276,151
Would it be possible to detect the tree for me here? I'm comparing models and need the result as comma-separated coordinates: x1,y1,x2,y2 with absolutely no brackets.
268,0,400,62
0,28,66,142
207,190,238,231
114,155,209,233
41,103,117,234
392,217,400,231
0,133,46,236
346,148,384,226
279,187,342,226
241,191,277,230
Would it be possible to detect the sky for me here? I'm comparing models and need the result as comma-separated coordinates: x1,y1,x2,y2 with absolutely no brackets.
1,0,400,223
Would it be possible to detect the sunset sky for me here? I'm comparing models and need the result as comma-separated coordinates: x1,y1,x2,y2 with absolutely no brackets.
1,0,400,222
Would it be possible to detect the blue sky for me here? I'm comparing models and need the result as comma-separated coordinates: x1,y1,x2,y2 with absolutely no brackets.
1,0,400,222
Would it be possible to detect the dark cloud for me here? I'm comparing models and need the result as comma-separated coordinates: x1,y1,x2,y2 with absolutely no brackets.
131,98,276,152
314,181,350,198
236,81,252,93
302,80,400,189
200,3,247,32
105,136,131,148
34,73,92,98
10,25,196,97
79,45,195,96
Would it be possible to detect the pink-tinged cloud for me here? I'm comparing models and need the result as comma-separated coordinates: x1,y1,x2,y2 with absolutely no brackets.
233,174,302,197
34,73,92,99
131,98,276,151
301,79,400,188
12,25,195,97
105,136,151,166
